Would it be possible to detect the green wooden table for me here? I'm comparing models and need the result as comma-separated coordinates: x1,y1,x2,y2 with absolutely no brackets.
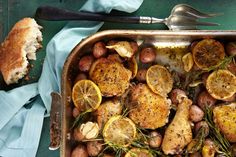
1,0,236,156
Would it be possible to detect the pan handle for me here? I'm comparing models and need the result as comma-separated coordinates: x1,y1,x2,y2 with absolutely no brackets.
49,92,62,150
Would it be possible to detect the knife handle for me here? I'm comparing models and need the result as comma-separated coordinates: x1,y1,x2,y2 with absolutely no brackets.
36,6,146,24
49,92,62,150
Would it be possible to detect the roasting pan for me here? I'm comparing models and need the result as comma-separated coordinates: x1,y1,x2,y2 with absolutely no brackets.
57,30,236,157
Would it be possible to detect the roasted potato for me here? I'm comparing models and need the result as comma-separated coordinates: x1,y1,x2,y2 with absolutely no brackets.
78,55,94,72
189,105,204,122
197,91,216,109
71,144,88,157
194,121,209,137
139,47,156,63
170,89,187,105
74,73,87,84
93,41,108,58
86,141,104,156
148,131,162,148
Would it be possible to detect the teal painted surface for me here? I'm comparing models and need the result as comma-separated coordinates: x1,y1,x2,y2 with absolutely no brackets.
0,0,236,156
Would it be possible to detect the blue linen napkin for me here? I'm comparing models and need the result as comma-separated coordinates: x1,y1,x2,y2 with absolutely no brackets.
0,0,143,156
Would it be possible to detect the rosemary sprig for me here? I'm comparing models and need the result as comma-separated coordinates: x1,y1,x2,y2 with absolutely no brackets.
71,109,91,129
103,142,129,157
131,140,168,157
189,55,235,85
204,107,233,157
187,127,205,153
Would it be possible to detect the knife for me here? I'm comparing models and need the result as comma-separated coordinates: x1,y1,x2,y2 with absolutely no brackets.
49,92,62,150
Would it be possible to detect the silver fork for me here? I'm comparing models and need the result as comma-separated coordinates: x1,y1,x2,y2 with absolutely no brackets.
35,4,221,30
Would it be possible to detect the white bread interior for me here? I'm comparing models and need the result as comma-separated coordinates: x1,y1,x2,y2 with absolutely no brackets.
0,18,43,85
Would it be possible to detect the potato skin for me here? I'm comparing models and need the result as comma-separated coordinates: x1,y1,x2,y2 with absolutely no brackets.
194,121,209,137
86,141,104,157
71,144,88,157
197,91,216,109
93,41,107,58
190,152,201,157
170,89,187,105
226,42,236,56
189,105,204,122
190,41,199,52
148,131,162,148
79,55,94,72
227,62,236,75
139,47,156,63
73,127,84,141
74,73,87,84
72,107,80,118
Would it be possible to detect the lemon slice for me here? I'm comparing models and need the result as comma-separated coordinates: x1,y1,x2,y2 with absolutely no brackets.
206,69,236,100
125,148,153,157
146,65,173,97
182,52,194,72
192,39,225,70
72,80,102,112
127,57,138,79
103,115,136,147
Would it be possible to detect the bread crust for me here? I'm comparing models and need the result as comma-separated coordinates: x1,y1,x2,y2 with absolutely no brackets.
0,18,42,84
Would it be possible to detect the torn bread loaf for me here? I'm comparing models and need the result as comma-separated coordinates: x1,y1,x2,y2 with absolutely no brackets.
0,18,42,84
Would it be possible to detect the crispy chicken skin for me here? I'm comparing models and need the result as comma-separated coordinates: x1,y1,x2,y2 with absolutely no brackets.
213,103,236,142
95,99,123,129
162,98,193,155
128,83,170,129
89,58,132,97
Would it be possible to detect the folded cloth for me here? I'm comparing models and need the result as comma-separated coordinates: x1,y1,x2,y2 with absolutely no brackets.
0,0,143,157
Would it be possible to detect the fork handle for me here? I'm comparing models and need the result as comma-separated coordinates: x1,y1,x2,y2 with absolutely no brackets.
36,6,163,24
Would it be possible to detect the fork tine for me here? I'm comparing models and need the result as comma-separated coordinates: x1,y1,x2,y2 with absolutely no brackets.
186,12,224,18
192,21,220,26
172,4,223,18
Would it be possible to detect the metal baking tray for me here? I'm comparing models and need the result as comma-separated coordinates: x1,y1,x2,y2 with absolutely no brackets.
59,30,236,157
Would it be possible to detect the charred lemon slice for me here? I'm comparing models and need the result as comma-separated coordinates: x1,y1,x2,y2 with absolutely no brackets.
182,52,194,72
146,65,173,97
103,115,136,147
125,148,153,157
72,80,102,112
206,69,236,100
127,57,138,79
192,39,225,70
